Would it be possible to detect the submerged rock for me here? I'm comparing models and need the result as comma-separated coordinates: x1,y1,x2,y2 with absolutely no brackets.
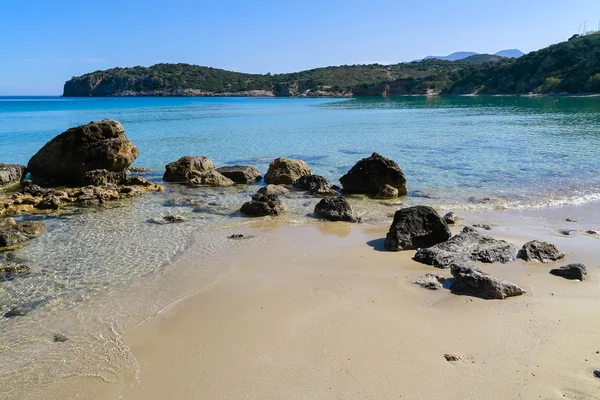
14,221,45,237
450,262,525,299
240,193,286,217
4,299,48,318
549,263,587,280
0,163,26,189
264,158,311,184
53,333,69,342
27,119,138,184
340,152,407,197
373,184,399,199
518,240,565,263
0,227,29,251
294,175,338,196
0,263,31,281
257,184,290,196
472,223,492,231
384,205,451,251
414,226,517,268
163,215,185,223
313,196,360,222
216,165,262,184
163,156,234,186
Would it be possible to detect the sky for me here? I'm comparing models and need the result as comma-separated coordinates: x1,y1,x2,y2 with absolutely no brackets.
1,0,599,95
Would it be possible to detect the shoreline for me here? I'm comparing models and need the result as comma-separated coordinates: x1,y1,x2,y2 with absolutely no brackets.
21,203,600,400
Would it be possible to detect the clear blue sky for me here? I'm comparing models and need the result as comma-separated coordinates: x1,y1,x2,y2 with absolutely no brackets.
1,0,599,95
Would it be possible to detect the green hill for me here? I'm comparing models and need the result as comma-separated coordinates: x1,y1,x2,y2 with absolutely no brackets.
63,34,600,97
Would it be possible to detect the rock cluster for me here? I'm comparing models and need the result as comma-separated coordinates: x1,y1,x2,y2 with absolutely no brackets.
313,196,360,222
384,205,451,251
27,119,138,185
264,158,311,184
413,226,517,268
340,153,407,198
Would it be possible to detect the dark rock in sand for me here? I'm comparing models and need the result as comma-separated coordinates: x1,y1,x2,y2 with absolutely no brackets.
53,333,68,342
373,184,399,199
216,165,262,184
384,205,451,251
594,370,600,378
414,226,517,267
559,229,575,236
264,158,311,184
240,193,286,217
414,273,445,290
163,215,185,223
518,240,565,263
450,262,525,299
443,212,460,225
313,196,360,223
340,152,407,197
294,175,338,196
473,223,492,231
27,119,138,184
163,156,234,187
550,263,587,280
257,184,289,196
0,164,26,189
586,230,599,236
228,234,244,239
0,227,29,250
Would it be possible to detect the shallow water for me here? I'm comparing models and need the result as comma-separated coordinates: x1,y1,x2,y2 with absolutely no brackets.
1,95,600,395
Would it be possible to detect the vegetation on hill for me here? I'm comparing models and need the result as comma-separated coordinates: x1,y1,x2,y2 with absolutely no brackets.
63,34,600,97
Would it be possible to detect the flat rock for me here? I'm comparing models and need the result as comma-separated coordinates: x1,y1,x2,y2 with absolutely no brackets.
414,226,517,268
27,119,137,184
340,152,407,197
313,196,360,222
0,163,26,189
216,165,262,184
518,240,565,263
450,262,525,299
264,158,311,184
549,263,587,280
384,205,451,251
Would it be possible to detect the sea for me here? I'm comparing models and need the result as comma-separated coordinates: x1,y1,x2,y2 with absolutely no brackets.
1,95,600,395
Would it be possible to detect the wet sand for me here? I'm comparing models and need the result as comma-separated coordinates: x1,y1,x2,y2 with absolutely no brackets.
28,205,600,400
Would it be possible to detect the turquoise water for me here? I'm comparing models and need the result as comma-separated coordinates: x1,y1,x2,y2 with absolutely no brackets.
2,95,600,394
2,95,600,207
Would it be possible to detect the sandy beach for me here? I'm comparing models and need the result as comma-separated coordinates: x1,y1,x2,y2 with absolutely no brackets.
24,205,600,400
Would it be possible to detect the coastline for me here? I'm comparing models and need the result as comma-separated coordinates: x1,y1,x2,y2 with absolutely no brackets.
22,203,600,400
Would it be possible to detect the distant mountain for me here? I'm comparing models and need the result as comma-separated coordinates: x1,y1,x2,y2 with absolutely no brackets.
423,51,478,61
422,49,524,62
461,54,507,63
494,49,525,58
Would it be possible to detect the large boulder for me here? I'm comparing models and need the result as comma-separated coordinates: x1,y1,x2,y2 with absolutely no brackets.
163,156,234,187
550,263,587,280
450,262,526,300
0,164,26,189
216,165,262,184
340,153,407,197
414,226,517,268
384,205,451,251
314,196,360,222
27,119,138,184
240,193,286,217
518,240,565,263
264,158,311,184
294,175,338,196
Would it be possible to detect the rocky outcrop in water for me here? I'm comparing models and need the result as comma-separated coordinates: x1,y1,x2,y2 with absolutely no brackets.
373,184,399,199
294,175,338,196
413,226,517,268
384,206,451,251
216,165,262,184
264,158,311,184
550,263,587,280
240,193,286,217
518,240,565,263
163,156,234,186
0,219,45,251
27,119,138,185
0,164,26,189
450,262,525,299
340,153,407,197
313,196,360,222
